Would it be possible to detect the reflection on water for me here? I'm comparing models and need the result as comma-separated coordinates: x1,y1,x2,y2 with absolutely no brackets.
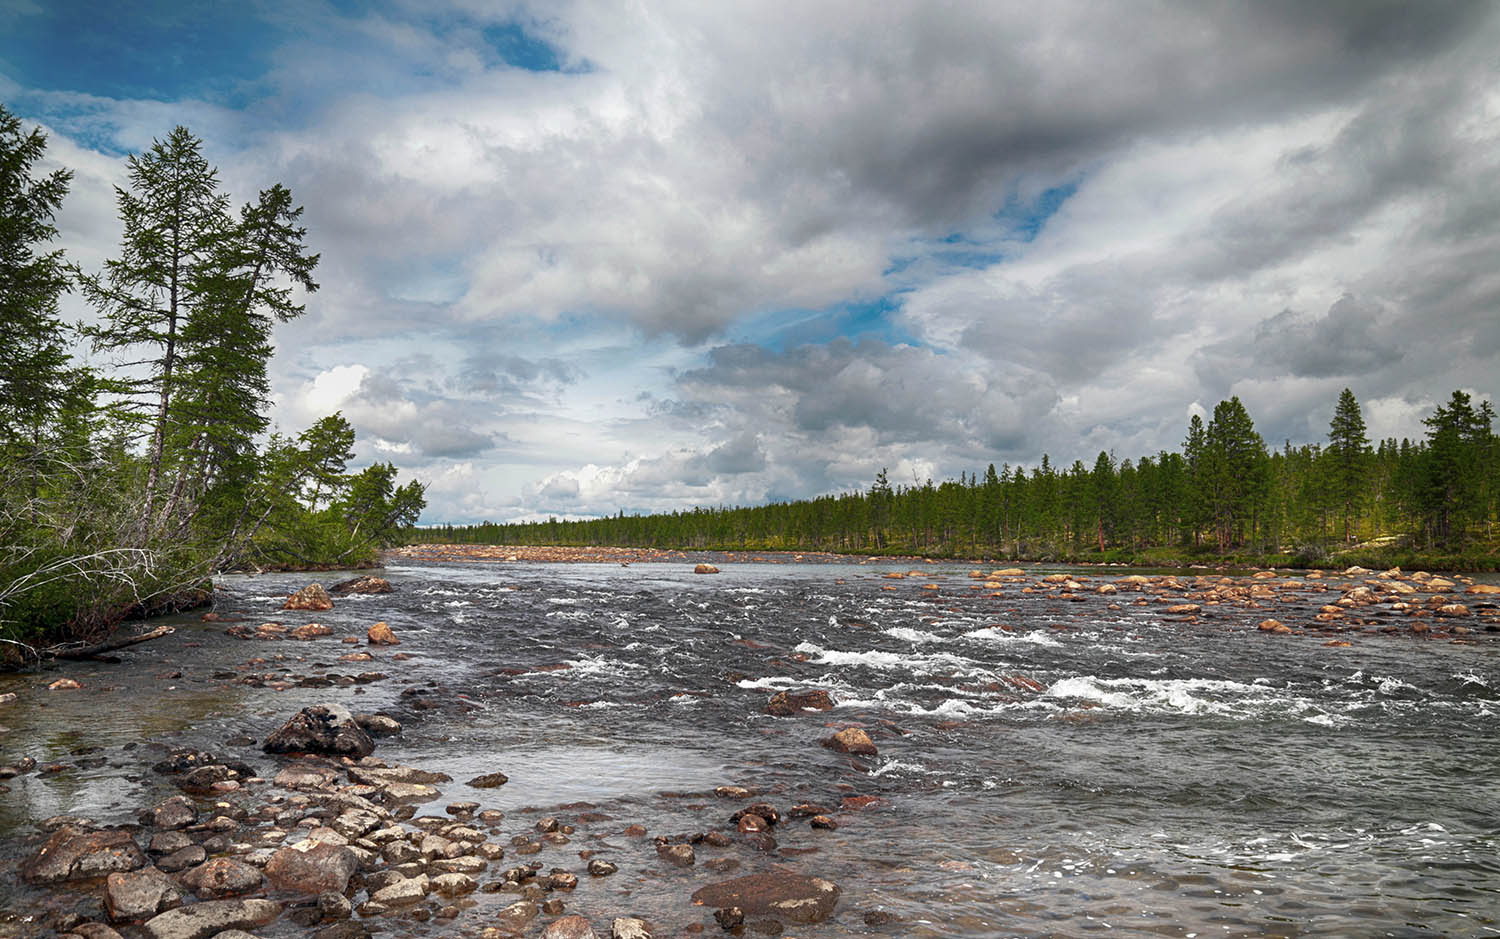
0,559,1497,936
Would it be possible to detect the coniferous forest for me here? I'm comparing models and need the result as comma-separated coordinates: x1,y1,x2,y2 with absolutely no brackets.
0,107,424,657
412,389,1500,570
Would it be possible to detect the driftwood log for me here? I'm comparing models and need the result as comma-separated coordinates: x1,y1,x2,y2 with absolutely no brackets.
53,624,175,661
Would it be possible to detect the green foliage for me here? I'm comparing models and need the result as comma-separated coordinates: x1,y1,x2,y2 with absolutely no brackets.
414,390,1500,569
0,112,423,653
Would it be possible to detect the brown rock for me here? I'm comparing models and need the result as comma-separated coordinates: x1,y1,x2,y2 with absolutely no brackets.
265,839,358,894
467,771,510,788
1436,604,1470,617
180,857,262,899
494,900,539,934
656,843,695,867
765,689,835,716
290,623,333,640
21,826,145,884
542,915,600,939
821,727,878,756
329,576,393,595
1257,619,1283,632
48,677,82,691
366,622,400,645
104,867,184,922
262,706,375,758
283,584,333,612
1164,604,1201,614
690,872,841,924
694,564,719,574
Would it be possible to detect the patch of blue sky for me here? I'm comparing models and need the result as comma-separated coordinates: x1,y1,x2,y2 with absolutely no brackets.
481,22,578,73
998,179,1080,242
0,0,281,105
737,294,920,353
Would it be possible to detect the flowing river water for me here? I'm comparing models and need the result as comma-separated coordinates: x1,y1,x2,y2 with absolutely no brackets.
1,556,1497,937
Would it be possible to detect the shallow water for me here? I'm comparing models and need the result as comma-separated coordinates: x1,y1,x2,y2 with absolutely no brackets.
1,559,1497,937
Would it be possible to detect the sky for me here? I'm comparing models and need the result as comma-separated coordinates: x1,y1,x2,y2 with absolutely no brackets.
4,1,1499,524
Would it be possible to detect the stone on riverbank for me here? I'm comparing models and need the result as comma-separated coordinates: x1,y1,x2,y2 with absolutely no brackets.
330,576,393,595
611,918,652,939
262,706,375,758
265,839,358,894
104,868,183,922
21,826,145,884
765,689,835,715
821,727,878,756
690,872,841,924
142,899,280,939
283,584,333,611
180,857,262,899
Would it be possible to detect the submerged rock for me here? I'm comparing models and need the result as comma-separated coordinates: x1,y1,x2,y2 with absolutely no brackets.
180,857,263,899
542,915,600,939
283,584,333,612
262,706,375,758
764,689,835,716
690,872,841,924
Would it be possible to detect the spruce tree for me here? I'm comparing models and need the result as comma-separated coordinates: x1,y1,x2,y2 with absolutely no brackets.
0,105,74,462
80,126,229,523
1326,388,1370,544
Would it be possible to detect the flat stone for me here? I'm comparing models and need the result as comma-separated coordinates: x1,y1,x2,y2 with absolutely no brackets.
104,867,184,922
690,873,841,924
371,873,429,905
467,771,509,788
765,689,835,716
21,826,146,884
142,899,281,939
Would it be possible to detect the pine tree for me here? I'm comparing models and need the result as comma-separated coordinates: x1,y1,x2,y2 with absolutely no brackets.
1202,397,1268,552
80,126,229,524
0,105,74,462
1326,388,1370,544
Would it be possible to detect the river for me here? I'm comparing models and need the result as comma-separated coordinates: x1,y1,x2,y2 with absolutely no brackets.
1,557,1496,937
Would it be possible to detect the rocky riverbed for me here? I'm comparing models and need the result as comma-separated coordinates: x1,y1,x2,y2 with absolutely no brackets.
1,556,1497,937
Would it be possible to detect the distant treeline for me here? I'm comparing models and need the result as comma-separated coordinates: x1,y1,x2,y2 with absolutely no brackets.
410,388,1500,567
0,107,424,655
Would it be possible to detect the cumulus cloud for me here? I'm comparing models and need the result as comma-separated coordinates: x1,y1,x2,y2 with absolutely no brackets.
18,1,1500,521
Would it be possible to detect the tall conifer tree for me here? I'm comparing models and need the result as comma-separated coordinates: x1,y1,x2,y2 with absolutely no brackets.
1326,388,1370,544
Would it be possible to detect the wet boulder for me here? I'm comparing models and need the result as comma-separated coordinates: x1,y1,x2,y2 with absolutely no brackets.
290,623,333,640
821,727,878,756
21,826,146,884
104,868,184,922
262,706,375,758
141,898,281,939
146,795,199,831
690,872,841,924
765,689,835,716
283,584,333,611
694,564,719,574
611,918,652,939
467,771,509,788
265,839,358,894
366,621,399,645
329,576,393,595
